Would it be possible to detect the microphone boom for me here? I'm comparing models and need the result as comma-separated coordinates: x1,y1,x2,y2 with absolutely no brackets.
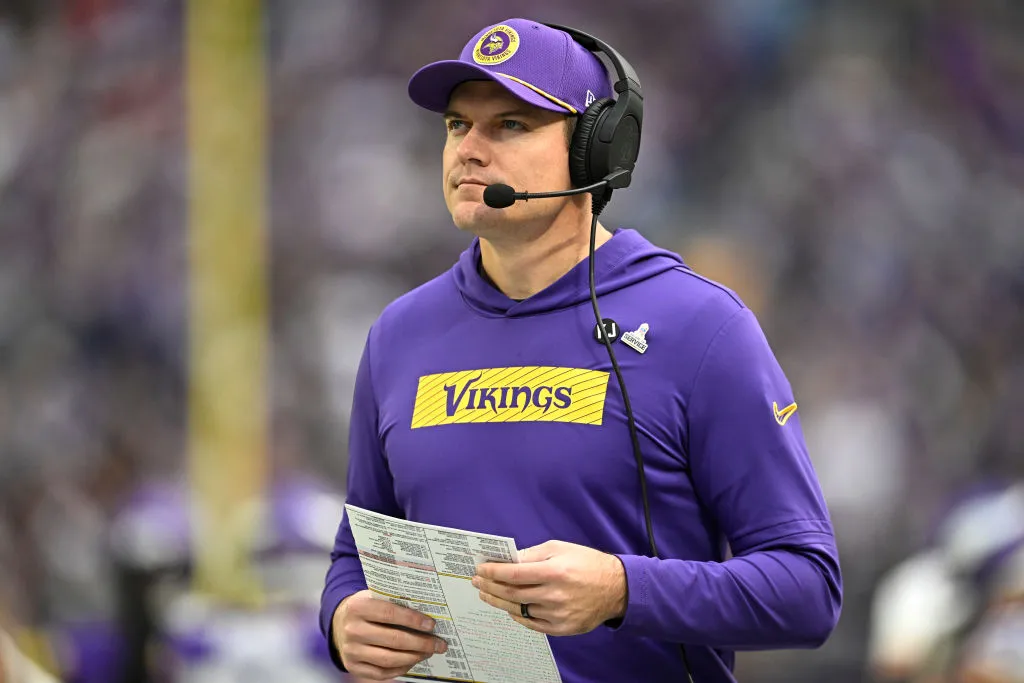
482,171,629,209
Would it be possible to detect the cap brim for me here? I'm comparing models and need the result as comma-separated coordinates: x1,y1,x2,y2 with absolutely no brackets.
408,60,576,115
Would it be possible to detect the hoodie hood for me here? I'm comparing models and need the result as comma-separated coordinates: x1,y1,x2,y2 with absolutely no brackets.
453,228,686,317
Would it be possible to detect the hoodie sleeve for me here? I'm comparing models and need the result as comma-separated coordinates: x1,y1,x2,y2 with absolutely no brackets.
611,307,843,650
319,326,404,669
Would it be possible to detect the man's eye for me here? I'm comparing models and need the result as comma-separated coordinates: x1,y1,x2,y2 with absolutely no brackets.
446,120,466,132
502,120,525,130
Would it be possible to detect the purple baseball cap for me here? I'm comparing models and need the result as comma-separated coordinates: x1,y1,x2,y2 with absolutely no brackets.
408,18,613,116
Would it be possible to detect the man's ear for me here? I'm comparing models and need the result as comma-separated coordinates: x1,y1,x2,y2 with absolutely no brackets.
564,115,579,148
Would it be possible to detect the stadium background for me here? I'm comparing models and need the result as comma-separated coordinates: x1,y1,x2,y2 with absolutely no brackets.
0,0,1022,681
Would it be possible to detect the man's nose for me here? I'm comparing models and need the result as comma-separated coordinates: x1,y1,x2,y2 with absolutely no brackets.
455,126,491,166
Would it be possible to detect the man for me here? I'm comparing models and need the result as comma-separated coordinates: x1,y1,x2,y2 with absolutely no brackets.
866,480,1024,683
321,18,842,682
957,547,1024,683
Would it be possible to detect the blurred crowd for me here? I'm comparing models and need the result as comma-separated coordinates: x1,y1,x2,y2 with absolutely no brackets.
0,0,1021,681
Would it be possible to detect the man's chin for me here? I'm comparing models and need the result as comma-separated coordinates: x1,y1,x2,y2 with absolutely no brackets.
451,203,510,234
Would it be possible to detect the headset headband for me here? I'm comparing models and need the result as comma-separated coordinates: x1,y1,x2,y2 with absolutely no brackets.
541,23,643,102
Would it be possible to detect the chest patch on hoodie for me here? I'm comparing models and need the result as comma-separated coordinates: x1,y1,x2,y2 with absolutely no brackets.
411,366,609,428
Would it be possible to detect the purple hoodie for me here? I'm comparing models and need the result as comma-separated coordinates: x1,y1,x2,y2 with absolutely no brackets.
321,228,842,682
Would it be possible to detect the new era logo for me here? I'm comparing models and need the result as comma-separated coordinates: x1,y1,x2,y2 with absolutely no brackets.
585,90,596,108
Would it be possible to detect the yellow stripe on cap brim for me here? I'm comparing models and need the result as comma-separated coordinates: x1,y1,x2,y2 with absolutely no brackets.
495,72,578,114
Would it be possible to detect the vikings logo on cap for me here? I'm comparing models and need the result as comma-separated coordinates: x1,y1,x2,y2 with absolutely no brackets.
473,25,519,65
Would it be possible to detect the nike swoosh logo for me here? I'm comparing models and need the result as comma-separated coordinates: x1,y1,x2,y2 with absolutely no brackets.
773,401,798,426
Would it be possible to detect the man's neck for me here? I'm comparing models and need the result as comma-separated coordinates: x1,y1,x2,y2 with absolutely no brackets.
478,213,614,301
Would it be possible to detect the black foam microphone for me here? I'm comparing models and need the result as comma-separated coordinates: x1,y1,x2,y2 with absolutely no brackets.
481,184,517,209
482,169,631,209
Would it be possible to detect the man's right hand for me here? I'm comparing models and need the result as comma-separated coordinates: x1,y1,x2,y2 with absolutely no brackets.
332,590,448,681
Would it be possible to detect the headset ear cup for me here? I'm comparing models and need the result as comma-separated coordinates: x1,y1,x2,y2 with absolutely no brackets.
569,98,613,188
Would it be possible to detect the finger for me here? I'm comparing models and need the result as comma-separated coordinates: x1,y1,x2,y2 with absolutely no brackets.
348,660,414,681
476,588,552,623
348,661,411,680
357,596,436,633
471,576,545,605
349,620,446,657
475,559,547,585
477,588,556,634
474,591,563,636
508,610,558,635
517,540,562,563
347,642,433,672
349,668,399,682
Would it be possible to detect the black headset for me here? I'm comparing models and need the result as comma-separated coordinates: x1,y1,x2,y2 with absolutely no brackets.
541,22,698,683
541,23,644,193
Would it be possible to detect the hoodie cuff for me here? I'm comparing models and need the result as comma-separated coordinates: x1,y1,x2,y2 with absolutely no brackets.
604,554,653,634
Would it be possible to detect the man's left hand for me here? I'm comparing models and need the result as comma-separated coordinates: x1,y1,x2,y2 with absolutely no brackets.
472,540,627,636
